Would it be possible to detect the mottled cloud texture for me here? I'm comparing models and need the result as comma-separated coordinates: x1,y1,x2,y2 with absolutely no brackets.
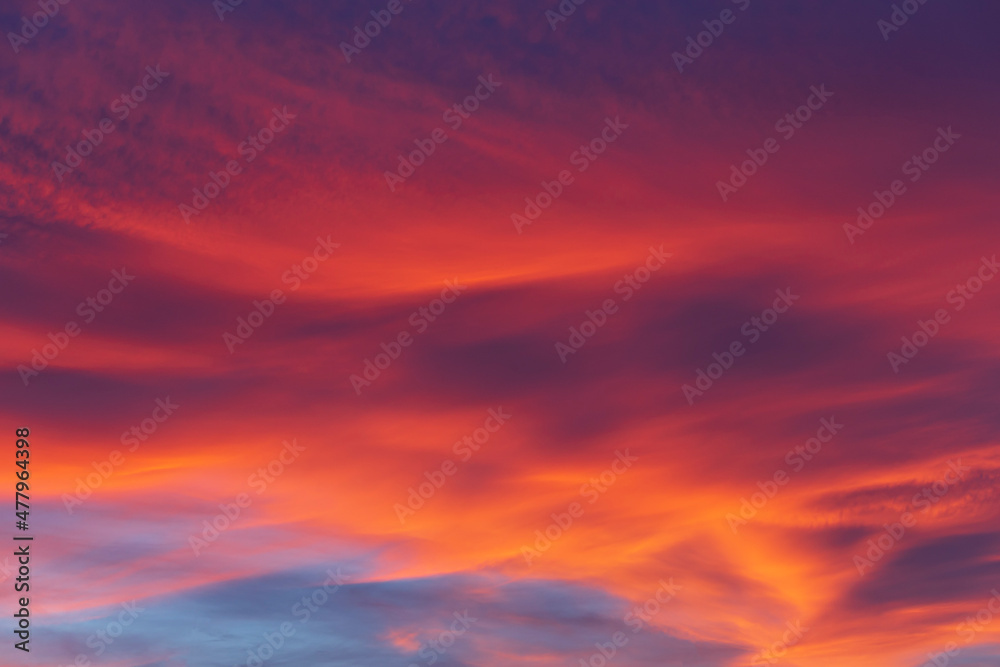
2,0,999,665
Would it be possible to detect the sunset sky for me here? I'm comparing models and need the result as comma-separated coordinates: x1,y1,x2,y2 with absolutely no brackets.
2,1,1000,666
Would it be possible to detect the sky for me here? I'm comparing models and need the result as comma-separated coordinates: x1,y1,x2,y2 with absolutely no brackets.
1,0,1000,665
